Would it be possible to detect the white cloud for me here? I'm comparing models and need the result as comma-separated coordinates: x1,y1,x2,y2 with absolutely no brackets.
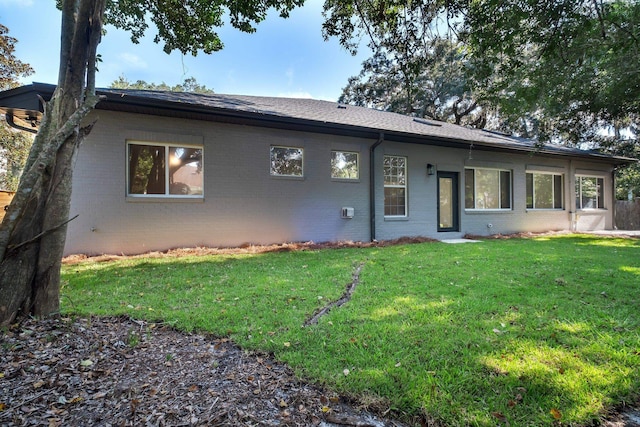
118,53,147,70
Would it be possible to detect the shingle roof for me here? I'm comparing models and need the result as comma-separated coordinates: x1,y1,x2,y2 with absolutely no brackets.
0,83,635,164
98,88,630,163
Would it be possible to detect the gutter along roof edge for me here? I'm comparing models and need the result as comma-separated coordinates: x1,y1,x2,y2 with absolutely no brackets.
0,83,635,165
97,89,635,165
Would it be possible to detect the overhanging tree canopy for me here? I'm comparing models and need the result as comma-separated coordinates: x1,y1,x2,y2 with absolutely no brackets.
323,0,640,143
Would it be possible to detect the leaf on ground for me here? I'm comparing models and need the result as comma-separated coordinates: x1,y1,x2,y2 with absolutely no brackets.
550,408,562,420
492,411,507,421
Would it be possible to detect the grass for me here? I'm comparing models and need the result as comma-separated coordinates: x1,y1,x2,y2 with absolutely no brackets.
61,235,640,426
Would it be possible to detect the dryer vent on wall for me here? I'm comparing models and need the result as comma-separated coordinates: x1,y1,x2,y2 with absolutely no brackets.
341,207,355,219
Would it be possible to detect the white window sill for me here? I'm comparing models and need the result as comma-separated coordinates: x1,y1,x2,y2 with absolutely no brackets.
270,175,305,181
331,178,361,183
464,209,512,214
384,216,409,221
126,196,204,203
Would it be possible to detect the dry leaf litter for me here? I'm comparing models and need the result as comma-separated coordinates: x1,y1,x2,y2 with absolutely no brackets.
1,316,405,427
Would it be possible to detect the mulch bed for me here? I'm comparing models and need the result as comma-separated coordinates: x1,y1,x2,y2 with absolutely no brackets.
1,316,405,426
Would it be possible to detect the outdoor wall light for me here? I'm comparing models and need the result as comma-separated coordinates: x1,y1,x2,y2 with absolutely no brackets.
427,163,436,176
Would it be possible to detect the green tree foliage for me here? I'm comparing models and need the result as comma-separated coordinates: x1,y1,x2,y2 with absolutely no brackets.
325,0,639,140
325,0,486,126
463,0,640,144
110,75,214,94
460,0,640,198
0,24,33,90
323,0,640,196
104,0,304,55
339,39,485,126
0,24,34,191
0,130,32,191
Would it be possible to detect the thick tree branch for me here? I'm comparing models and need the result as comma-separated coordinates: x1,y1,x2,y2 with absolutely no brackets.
58,0,76,87
354,0,379,51
6,215,79,254
85,0,105,94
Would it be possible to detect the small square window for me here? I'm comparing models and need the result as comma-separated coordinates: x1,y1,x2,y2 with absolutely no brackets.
331,151,359,179
270,146,303,177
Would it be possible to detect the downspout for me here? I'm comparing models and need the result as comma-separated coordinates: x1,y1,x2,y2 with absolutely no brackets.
369,132,384,242
612,166,618,230
569,159,576,231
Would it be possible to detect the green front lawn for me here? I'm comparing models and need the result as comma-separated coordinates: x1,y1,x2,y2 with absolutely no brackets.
61,235,640,426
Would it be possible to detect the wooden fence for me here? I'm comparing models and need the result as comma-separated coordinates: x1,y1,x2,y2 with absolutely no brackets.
616,199,640,230
0,190,15,222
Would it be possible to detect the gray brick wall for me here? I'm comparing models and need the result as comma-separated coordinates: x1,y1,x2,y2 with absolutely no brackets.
66,111,371,255
65,111,615,255
372,141,614,241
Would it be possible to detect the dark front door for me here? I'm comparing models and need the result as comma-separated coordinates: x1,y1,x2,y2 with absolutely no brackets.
437,171,459,232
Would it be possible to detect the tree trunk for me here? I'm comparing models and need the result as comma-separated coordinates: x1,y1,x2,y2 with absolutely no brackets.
0,0,105,326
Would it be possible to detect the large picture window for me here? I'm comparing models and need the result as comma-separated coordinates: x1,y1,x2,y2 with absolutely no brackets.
576,176,605,209
526,172,563,209
331,151,359,179
128,142,203,197
465,168,511,210
270,146,303,177
384,155,407,216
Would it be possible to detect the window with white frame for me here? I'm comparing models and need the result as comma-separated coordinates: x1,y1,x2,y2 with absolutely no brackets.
383,155,407,216
270,146,303,177
575,176,605,209
465,168,512,210
331,151,359,179
127,141,203,197
526,172,564,209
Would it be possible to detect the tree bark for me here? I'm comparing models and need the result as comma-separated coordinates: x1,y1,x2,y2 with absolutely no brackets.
0,0,105,325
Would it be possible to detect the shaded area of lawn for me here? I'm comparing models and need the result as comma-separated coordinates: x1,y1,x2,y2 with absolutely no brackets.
62,235,640,426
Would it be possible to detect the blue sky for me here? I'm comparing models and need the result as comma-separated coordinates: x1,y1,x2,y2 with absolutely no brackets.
0,0,371,101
